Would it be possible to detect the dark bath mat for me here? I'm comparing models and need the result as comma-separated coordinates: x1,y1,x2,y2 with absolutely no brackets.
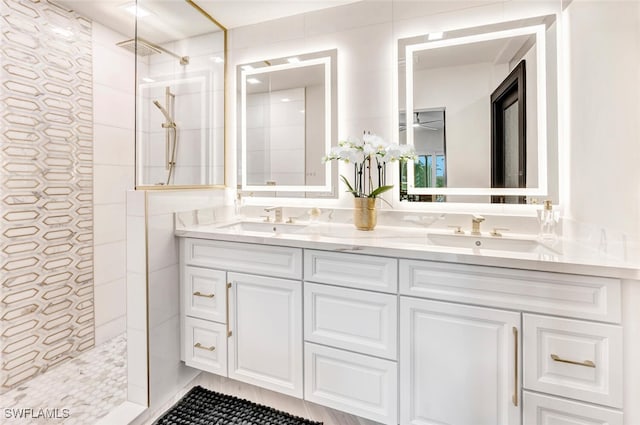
154,385,323,425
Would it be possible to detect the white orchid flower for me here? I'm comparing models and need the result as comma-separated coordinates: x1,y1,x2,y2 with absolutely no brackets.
362,143,376,156
351,150,366,164
323,132,406,198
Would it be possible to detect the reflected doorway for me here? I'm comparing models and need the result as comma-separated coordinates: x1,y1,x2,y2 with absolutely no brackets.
491,60,526,203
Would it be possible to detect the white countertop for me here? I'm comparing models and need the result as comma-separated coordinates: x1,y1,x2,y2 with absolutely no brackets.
175,220,640,280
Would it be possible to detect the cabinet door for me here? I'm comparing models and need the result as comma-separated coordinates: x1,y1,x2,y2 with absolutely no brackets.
227,272,303,398
400,297,521,425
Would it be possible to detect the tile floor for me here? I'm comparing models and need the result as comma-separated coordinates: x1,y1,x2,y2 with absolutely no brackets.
0,333,127,425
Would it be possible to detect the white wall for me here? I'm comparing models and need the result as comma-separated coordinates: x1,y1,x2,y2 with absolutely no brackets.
565,0,640,243
92,23,135,345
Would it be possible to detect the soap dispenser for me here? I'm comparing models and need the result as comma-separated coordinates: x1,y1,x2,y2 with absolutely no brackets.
537,200,558,241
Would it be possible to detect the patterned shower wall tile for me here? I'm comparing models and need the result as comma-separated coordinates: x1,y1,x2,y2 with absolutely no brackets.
0,0,94,394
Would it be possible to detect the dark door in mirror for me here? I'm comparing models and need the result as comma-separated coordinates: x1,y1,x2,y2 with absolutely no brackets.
491,60,526,204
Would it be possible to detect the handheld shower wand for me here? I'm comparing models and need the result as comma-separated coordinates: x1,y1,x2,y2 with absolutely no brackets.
153,100,175,127
153,87,178,184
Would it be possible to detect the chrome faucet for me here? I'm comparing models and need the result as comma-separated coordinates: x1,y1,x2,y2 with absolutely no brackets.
471,215,485,235
264,206,283,223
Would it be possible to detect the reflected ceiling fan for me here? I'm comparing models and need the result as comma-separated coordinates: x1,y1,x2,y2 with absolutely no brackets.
400,112,441,131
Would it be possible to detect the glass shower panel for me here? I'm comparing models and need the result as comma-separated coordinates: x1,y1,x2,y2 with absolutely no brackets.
134,0,225,187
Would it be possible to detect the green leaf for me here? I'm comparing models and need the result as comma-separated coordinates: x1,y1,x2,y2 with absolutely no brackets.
340,175,359,197
368,185,394,198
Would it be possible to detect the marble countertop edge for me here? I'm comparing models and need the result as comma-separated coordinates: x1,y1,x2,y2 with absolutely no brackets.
175,223,640,281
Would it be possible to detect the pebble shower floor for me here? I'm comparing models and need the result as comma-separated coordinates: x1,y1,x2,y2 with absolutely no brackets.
0,334,127,424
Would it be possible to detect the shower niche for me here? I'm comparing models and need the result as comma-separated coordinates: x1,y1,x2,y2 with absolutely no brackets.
133,0,225,188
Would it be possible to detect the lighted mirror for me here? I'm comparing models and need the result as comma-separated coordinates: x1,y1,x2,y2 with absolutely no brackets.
135,0,225,188
398,15,559,203
238,49,338,197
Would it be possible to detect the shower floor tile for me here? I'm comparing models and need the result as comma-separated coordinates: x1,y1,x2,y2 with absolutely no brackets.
0,333,127,424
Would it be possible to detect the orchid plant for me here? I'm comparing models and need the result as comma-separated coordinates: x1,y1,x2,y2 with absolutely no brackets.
323,132,416,198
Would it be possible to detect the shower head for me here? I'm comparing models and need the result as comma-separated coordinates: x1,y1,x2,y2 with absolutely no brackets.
153,100,174,124
116,39,161,56
116,38,190,65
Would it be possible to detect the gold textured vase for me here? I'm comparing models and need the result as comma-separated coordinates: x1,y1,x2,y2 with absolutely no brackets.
353,197,377,231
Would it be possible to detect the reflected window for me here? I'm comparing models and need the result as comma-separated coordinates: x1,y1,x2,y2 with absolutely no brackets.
399,109,446,202
400,154,447,202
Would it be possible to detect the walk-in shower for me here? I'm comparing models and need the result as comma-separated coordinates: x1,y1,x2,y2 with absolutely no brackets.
153,87,179,185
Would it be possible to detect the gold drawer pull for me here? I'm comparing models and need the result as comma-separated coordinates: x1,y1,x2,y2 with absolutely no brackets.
226,282,232,337
193,291,214,298
513,327,518,407
194,342,215,351
550,354,596,368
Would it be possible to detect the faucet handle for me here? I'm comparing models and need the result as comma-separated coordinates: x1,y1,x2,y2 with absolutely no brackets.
260,215,271,223
447,225,465,235
490,227,509,237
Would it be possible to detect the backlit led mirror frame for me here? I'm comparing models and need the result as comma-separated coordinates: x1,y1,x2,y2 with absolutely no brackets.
239,51,336,193
403,22,553,199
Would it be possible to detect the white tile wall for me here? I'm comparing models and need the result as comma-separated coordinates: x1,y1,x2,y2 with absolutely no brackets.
126,191,148,406
143,189,227,411
93,22,135,345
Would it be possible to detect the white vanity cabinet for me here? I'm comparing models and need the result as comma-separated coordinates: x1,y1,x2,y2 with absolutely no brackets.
179,238,304,398
179,236,630,425
399,259,624,425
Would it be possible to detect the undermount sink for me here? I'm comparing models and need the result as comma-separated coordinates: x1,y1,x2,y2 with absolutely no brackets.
427,232,555,254
215,221,308,235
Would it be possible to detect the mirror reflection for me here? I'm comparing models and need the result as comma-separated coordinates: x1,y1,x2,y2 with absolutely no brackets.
398,16,558,203
238,49,337,197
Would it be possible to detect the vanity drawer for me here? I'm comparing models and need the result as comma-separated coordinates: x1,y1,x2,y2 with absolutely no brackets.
183,316,228,377
304,250,397,293
304,342,397,425
182,266,227,323
523,392,622,425
304,283,397,359
182,238,302,280
399,259,621,323
523,314,623,408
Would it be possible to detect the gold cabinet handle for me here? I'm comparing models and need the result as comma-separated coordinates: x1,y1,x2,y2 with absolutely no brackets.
194,342,215,351
193,291,214,298
513,327,518,407
226,282,232,337
550,354,596,368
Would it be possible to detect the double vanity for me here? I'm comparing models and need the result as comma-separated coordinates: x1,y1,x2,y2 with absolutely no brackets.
176,218,637,425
